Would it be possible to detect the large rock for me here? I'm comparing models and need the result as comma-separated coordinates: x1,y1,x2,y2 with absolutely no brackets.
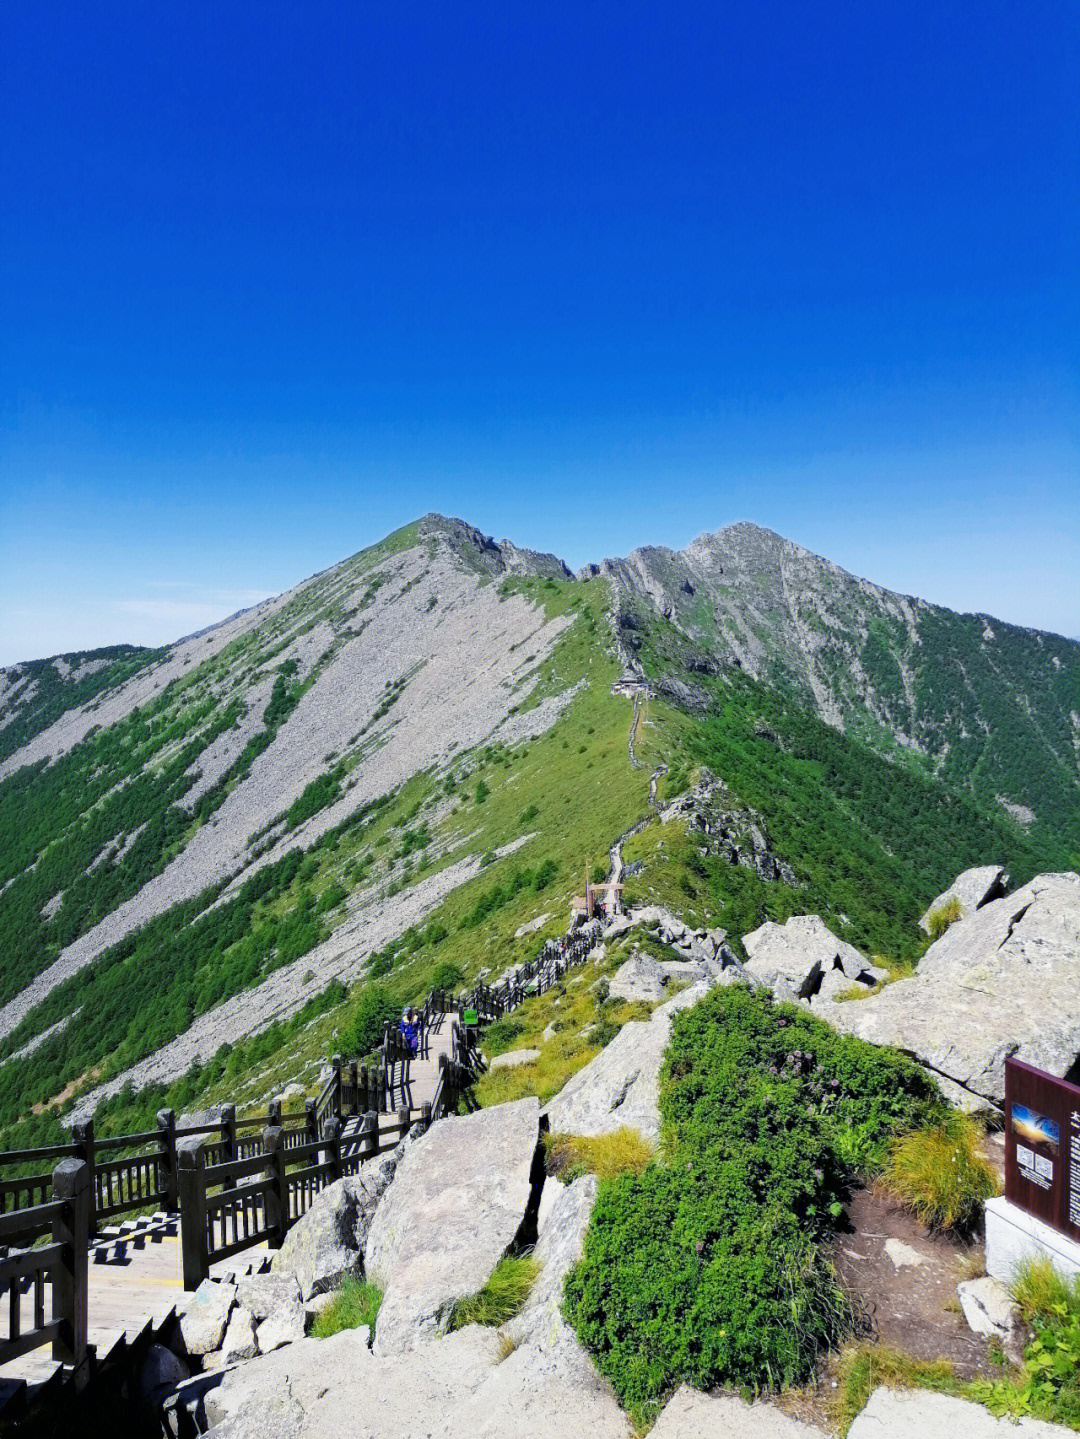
848,1386,1073,1437
651,1386,828,1437
256,1301,306,1354
838,872,1080,1106
506,1174,596,1351
271,1150,402,1300
236,1272,300,1322
489,1048,541,1069
743,915,871,987
178,1279,236,1358
138,1343,190,1409
957,1276,1020,1338
608,953,667,1002
920,865,1010,932
221,1305,259,1364
544,982,710,1141
365,1098,541,1354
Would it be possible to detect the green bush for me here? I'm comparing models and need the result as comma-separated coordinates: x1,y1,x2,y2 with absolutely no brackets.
564,985,944,1423
430,960,465,993
337,985,400,1058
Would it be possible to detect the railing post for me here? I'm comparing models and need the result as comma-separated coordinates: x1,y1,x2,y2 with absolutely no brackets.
323,1116,343,1184
177,1146,208,1291
420,1101,432,1132
305,1098,320,1145
377,1063,387,1114
395,1106,410,1148
262,1126,286,1249
71,1118,96,1238
360,1110,378,1161
267,1097,282,1127
157,1108,178,1212
347,1061,358,1114
331,1056,343,1119
220,1103,237,1191
51,1158,89,1386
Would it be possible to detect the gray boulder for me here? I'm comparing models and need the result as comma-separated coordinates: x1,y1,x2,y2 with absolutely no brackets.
365,1097,541,1355
221,1305,259,1364
489,1048,541,1069
608,953,667,1002
138,1343,190,1409
544,982,710,1141
271,1151,402,1300
506,1174,596,1351
920,865,1009,933
743,914,871,986
178,1279,236,1357
256,1300,306,1353
957,1276,1020,1338
838,872,1080,1106
651,1386,828,1437
848,1386,1071,1437
236,1271,300,1322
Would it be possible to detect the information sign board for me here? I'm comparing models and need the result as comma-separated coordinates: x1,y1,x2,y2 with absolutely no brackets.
1004,1056,1080,1243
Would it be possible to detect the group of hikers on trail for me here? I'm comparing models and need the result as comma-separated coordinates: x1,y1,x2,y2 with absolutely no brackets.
399,1007,420,1057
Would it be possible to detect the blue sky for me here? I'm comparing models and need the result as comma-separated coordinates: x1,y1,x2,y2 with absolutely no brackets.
2,1,1078,665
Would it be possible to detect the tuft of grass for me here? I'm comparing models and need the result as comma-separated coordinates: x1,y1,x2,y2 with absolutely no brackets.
926,895,964,940
1012,1257,1080,1327
878,1112,998,1232
544,1128,654,1184
881,1113,998,1226
310,1276,383,1338
834,1345,960,1432
448,1254,540,1330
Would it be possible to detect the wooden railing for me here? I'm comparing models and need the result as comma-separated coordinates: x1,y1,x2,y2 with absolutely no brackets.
0,1159,91,1388
0,918,601,1382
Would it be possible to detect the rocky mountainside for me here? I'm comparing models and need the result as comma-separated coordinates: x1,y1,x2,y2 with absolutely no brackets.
591,522,1080,852
0,513,1076,1151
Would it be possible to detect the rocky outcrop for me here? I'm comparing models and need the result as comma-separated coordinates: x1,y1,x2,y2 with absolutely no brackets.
743,914,885,999
365,1098,541,1354
659,772,797,885
838,872,1080,1107
271,1149,404,1300
608,953,668,1002
544,982,711,1140
847,1386,1073,1437
920,866,1010,932
957,1277,1020,1340
650,1386,828,1438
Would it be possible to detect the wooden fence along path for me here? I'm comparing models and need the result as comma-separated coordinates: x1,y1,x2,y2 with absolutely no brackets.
0,923,599,1414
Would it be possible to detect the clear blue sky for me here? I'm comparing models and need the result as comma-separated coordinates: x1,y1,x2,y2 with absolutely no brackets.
2,1,1078,665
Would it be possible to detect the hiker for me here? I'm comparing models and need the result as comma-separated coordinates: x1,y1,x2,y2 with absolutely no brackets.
403,1009,420,1056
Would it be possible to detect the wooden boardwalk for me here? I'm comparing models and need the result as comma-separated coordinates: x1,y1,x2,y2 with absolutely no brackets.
1,1015,460,1391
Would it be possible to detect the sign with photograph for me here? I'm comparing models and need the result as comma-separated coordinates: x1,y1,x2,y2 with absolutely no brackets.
1004,1057,1080,1242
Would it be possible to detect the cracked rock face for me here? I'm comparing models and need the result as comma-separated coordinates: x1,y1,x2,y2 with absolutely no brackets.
364,1097,541,1355
920,865,1010,933
838,872,1080,1107
544,982,711,1140
743,915,877,993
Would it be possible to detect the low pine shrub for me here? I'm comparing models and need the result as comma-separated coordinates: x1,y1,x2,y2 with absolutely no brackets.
563,984,945,1422
926,895,964,940
449,1254,539,1329
311,1277,382,1338
878,1112,998,1232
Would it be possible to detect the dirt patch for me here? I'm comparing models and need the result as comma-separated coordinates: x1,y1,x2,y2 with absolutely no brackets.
831,1185,998,1381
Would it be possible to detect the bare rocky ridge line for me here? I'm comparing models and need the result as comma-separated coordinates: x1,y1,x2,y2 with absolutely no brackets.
0,545,574,1042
